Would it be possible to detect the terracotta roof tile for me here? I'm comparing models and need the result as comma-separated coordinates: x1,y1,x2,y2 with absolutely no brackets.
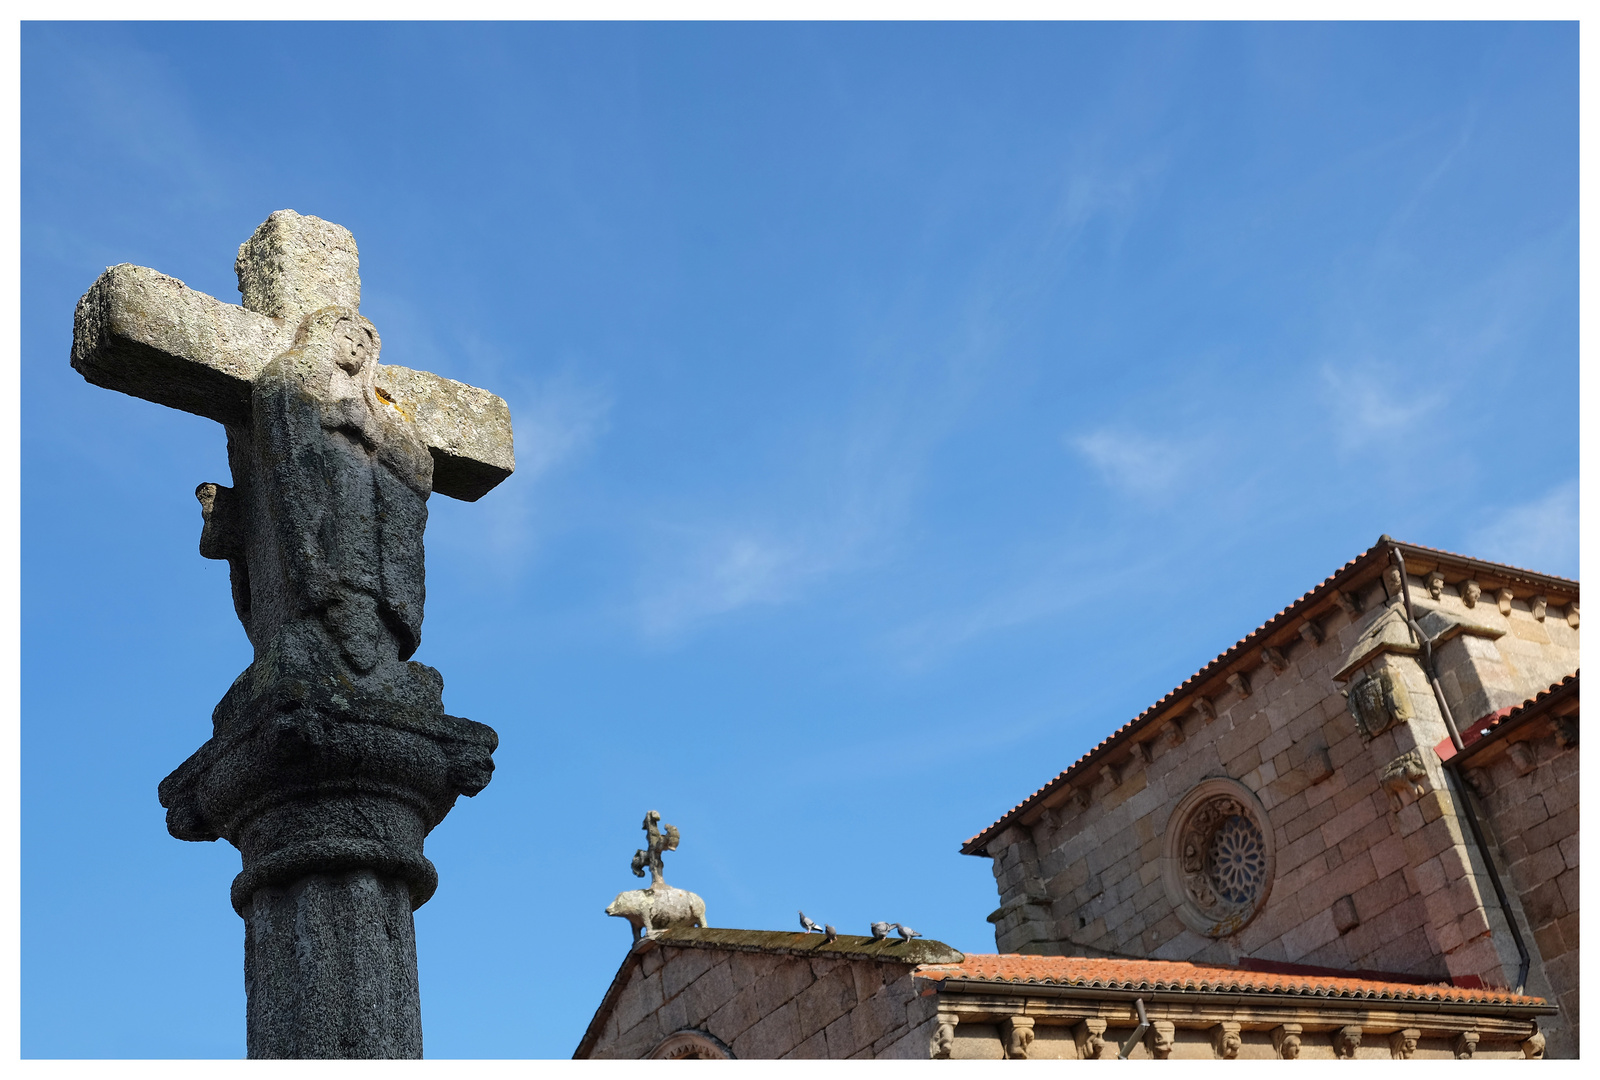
914,954,1545,1007
1441,671,1579,762
961,538,1580,855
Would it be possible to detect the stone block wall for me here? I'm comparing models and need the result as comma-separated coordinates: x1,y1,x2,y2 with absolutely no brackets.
583,941,937,1059
986,563,1577,1002
1467,712,1579,1058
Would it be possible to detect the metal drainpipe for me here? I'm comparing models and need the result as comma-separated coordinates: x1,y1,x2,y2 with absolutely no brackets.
1116,998,1149,1060
1388,545,1531,994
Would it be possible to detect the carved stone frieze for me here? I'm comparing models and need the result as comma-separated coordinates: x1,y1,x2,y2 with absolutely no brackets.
1272,1023,1303,1059
1380,749,1431,812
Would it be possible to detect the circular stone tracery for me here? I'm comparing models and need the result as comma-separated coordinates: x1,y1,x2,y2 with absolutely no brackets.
1164,779,1274,938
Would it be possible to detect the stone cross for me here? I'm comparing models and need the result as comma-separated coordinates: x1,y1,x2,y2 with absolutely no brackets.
629,810,681,888
70,210,515,1059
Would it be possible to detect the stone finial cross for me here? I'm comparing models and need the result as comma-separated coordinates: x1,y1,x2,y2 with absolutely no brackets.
630,810,681,888
70,211,513,1059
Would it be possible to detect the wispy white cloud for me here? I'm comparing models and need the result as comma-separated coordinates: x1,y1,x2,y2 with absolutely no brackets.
1467,479,1578,578
1317,360,1445,449
1070,427,1204,498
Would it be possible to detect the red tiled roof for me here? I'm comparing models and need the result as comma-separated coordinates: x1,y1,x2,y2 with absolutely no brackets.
961,537,1580,855
1441,672,1579,763
914,954,1545,1007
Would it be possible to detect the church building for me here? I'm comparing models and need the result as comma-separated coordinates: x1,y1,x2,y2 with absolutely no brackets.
578,537,1578,1059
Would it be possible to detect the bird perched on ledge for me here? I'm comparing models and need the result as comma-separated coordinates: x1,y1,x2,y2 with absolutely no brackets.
824,925,838,943
799,911,823,934
895,924,922,942
870,921,892,941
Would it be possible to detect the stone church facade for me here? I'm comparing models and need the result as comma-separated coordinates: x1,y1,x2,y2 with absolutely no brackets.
579,537,1578,1059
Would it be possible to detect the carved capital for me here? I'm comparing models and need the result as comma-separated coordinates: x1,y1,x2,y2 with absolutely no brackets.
1272,1023,1303,1059
1002,1016,1035,1060
1389,1028,1421,1059
1075,1018,1109,1060
1212,1021,1242,1059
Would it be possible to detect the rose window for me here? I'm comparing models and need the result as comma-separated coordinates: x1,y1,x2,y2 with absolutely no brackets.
1208,815,1267,904
1164,780,1275,938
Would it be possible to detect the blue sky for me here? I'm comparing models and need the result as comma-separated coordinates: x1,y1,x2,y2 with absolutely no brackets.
22,21,1576,1058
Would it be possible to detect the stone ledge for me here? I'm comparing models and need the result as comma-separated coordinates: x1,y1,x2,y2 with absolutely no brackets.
644,927,964,965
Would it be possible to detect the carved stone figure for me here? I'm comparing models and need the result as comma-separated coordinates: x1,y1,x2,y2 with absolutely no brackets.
606,811,709,940
71,210,514,1059
1147,1020,1176,1059
1530,594,1548,621
931,1014,959,1059
1426,569,1445,599
1455,1032,1479,1059
1498,587,1515,616
1333,1025,1363,1059
1075,1018,1109,1059
1390,1028,1420,1058
1213,1021,1242,1059
1273,1023,1303,1059
1381,749,1431,811
1522,1030,1546,1059
1462,579,1482,608
1003,1016,1035,1059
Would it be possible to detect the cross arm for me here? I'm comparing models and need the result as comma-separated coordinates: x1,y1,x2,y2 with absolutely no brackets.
71,263,284,426
72,264,516,502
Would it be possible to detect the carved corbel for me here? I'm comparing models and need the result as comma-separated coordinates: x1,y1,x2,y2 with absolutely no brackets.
1166,717,1187,747
1507,741,1537,776
1566,601,1579,628
1333,894,1360,933
1074,1018,1109,1060
1101,763,1122,789
1193,696,1216,723
1133,740,1154,765
1261,645,1289,673
1336,589,1364,618
1272,1024,1303,1059
1389,1028,1421,1059
1212,1021,1242,1059
1498,587,1514,616
930,1011,959,1059
1464,767,1494,797
1381,749,1430,811
1384,565,1404,598
1227,672,1251,699
1426,569,1444,600
1146,1021,1176,1059
1333,1025,1362,1059
1070,787,1090,812
1002,1016,1035,1060
1454,1032,1479,1059
1530,594,1548,621
1521,1030,1546,1059
1299,619,1324,646
1304,746,1335,785
1461,579,1481,608
1554,717,1578,749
